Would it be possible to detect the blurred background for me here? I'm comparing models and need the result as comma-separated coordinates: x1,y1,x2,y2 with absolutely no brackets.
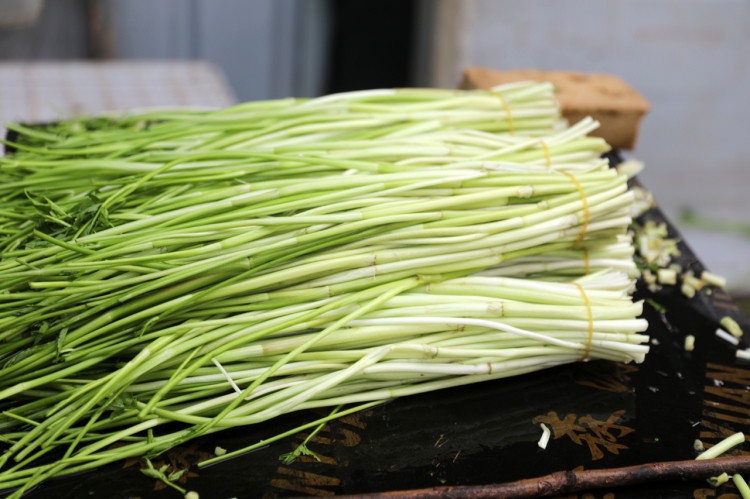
1,0,749,306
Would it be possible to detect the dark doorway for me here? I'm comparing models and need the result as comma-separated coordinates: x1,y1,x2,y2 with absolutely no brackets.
325,0,417,93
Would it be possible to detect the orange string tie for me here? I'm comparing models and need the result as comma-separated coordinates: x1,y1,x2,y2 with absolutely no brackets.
572,282,594,361
560,171,590,248
540,141,552,167
494,93,515,135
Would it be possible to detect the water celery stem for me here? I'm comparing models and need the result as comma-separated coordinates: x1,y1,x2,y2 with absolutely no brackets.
0,83,646,491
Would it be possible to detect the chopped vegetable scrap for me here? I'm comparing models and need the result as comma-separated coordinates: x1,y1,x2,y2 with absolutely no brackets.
538,423,551,449
696,432,745,461
707,472,729,487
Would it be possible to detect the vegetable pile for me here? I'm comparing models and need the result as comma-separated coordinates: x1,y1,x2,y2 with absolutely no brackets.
0,83,648,495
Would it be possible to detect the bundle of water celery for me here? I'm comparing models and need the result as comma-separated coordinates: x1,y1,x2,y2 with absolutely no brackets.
0,82,647,496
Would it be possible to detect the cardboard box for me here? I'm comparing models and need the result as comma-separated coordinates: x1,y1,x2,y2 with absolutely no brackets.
461,67,650,150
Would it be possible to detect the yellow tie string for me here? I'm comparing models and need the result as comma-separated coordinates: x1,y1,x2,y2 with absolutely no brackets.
494,93,515,135
560,171,589,248
540,141,552,167
572,282,594,361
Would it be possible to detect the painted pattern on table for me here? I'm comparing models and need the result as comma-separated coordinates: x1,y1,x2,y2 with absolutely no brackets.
533,409,634,462
533,362,639,499
121,444,213,491
262,408,375,497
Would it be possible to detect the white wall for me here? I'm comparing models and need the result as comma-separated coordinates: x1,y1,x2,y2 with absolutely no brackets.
432,0,750,290
112,0,330,102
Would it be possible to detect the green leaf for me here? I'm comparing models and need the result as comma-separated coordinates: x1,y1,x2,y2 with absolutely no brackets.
3,345,45,369
70,194,101,216
168,469,187,481
44,196,68,217
55,327,68,363
23,240,52,250
279,443,320,464
140,468,163,480
12,307,36,317
32,331,44,345
107,392,135,419
139,458,187,494
29,321,50,346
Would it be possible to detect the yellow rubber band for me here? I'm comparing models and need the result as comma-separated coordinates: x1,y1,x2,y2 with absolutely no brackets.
540,141,552,167
572,282,594,361
494,93,514,135
560,171,589,247
583,248,590,275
